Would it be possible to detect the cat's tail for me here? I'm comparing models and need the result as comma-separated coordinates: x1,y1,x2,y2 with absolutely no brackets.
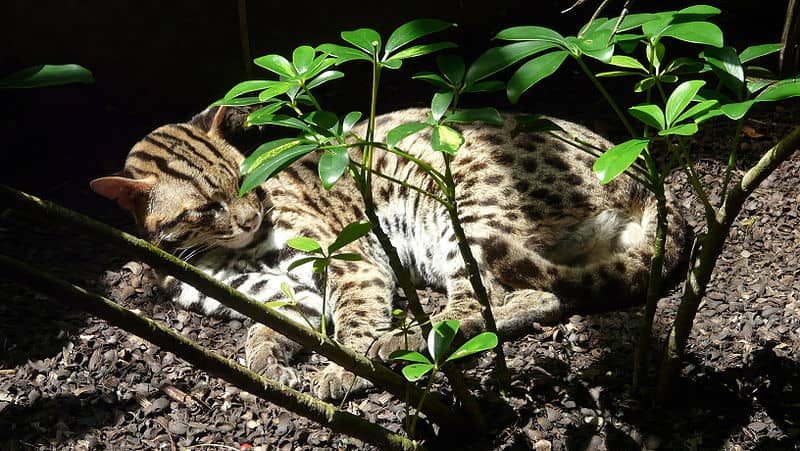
551,184,690,313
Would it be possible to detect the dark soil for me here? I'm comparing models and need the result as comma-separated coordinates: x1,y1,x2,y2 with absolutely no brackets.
2,103,800,451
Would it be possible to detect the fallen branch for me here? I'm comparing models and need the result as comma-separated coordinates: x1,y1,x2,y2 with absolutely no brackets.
0,184,462,430
0,254,422,451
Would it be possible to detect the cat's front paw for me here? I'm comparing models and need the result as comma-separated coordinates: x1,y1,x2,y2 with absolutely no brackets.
245,324,301,388
311,364,373,401
369,330,426,362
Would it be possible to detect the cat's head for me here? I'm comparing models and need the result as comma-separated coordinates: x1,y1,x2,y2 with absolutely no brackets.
91,106,267,252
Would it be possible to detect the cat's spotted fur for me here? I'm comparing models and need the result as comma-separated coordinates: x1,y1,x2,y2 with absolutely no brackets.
92,107,687,400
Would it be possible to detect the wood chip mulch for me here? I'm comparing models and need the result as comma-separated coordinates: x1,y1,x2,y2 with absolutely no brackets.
2,102,799,450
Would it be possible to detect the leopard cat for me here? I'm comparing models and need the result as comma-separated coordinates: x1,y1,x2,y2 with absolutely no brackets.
91,106,687,400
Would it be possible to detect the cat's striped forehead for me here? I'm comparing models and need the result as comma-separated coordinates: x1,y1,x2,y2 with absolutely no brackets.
123,123,243,189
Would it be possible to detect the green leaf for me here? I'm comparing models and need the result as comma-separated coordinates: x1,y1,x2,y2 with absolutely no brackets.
445,332,498,362
306,70,344,90
385,19,453,55
512,115,565,134
582,44,615,63
389,350,432,364
287,237,323,253
506,50,568,103
245,103,288,126
382,59,403,70
223,80,273,99
496,26,568,46
593,138,649,184
386,42,457,62
676,4,721,17
401,363,435,382
247,114,312,132
437,54,465,85
674,99,719,123
0,64,93,88
607,55,647,71
341,28,382,54
304,110,339,131
665,80,706,126
264,300,292,309
328,220,372,254
211,96,263,107
342,111,363,133
431,124,464,155
242,138,301,174
292,46,316,74
466,41,559,86
311,259,327,274
253,54,296,78
463,80,505,93
239,142,317,194
646,42,665,70
304,55,337,79
747,79,774,95
386,122,429,148
616,13,663,32
413,71,451,89
595,70,640,78
316,43,372,64
628,104,665,130
287,256,320,272
428,320,459,364
661,22,724,47
701,46,744,96
431,91,454,121
755,79,800,102
256,82,294,102
739,43,782,64
659,74,679,83
331,252,362,261
658,123,699,136
615,34,644,54
318,146,350,190
444,107,503,126
633,77,656,93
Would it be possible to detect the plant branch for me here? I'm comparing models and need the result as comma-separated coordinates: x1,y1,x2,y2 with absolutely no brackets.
0,254,423,451
656,124,800,398
576,57,637,137
0,184,461,429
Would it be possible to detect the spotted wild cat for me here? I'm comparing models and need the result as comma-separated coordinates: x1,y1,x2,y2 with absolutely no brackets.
91,106,687,400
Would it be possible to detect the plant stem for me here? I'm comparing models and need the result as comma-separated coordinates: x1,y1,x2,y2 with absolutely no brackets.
719,118,745,205
443,156,510,392
409,372,436,437
576,57,637,137
0,184,461,430
0,254,424,451
632,189,668,388
353,56,486,431
656,125,800,399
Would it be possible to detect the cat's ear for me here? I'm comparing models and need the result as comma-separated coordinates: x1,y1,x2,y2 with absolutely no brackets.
207,105,229,138
189,106,229,138
90,175,156,212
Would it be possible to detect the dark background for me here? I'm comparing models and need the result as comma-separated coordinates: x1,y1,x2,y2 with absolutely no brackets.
0,0,790,206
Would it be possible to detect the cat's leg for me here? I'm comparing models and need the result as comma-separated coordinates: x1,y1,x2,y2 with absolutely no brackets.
310,258,394,400
370,288,562,362
243,270,324,389
167,260,323,389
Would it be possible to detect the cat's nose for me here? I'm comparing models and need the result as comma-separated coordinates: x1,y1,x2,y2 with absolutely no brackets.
238,213,261,232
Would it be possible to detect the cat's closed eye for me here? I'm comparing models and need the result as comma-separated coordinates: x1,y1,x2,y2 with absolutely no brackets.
196,201,227,214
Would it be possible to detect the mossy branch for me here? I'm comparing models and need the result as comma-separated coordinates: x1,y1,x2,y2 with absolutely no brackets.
0,254,423,451
656,125,800,398
0,184,462,430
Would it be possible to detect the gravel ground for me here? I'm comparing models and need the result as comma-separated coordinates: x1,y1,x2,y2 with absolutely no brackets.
1,102,799,450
